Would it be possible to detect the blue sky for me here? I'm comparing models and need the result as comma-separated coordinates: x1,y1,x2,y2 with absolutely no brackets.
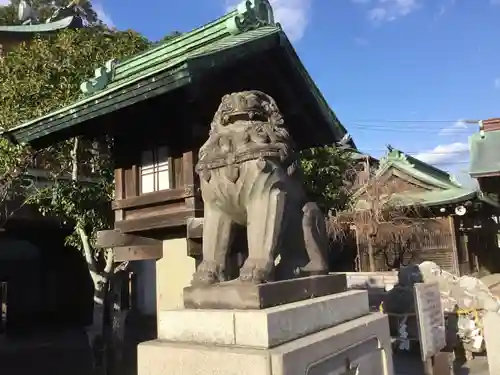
92,0,500,180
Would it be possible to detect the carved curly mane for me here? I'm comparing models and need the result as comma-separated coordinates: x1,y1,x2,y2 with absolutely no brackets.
196,90,298,176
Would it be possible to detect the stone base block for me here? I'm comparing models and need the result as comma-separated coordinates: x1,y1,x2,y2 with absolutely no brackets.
138,312,394,375
183,274,347,310
159,289,369,348
484,311,500,375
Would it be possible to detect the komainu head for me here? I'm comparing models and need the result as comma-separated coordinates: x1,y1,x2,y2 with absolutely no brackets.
197,90,298,176
210,90,286,135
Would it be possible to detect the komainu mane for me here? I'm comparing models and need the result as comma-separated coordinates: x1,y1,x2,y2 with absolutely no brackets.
193,90,330,285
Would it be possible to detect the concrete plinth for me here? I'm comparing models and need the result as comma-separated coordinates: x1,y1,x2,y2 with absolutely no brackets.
138,289,394,375
139,312,393,375
159,290,369,348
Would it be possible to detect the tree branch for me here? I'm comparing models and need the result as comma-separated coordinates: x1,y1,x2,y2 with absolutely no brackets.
104,248,114,274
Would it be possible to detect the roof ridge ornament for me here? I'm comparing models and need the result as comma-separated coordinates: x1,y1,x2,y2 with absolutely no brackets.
380,145,410,166
449,174,462,187
80,59,117,95
226,0,278,35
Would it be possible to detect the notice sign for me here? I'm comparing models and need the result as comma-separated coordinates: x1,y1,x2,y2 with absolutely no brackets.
413,282,446,362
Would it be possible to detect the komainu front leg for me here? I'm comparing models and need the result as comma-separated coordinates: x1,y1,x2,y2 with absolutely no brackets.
301,202,329,275
192,205,234,286
239,258,275,284
241,189,286,283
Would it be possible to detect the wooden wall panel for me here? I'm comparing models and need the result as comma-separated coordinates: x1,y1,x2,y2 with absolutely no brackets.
358,217,457,274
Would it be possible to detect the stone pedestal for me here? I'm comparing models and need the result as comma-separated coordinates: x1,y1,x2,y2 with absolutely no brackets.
483,311,500,375
138,276,394,375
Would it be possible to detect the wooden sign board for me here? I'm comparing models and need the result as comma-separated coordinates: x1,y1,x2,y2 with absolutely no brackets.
413,282,446,362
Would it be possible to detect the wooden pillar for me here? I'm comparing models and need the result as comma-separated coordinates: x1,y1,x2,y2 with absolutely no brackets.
448,216,460,275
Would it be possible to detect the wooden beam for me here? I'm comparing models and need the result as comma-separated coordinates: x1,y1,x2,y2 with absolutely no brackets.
448,216,460,276
114,209,200,233
96,229,162,248
112,188,194,210
96,230,163,261
113,245,163,262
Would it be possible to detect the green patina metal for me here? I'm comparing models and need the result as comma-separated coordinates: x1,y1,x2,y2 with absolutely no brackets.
377,146,461,190
80,59,117,94
78,0,278,95
354,146,495,209
226,0,277,35
3,0,349,149
469,131,500,178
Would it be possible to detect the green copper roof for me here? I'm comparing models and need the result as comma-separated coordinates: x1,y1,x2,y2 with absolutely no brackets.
354,188,497,210
78,6,278,96
376,146,461,190
0,16,77,34
3,0,349,147
391,188,477,207
352,146,494,209
469,131,500,177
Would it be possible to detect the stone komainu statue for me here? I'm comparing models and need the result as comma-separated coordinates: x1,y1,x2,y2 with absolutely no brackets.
193,90,329,285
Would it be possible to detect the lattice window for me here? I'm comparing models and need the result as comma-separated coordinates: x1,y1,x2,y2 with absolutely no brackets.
140,146,170,194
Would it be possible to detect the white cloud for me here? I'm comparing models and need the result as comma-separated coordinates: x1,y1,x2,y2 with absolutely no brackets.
93,2,115,28
370,0,420,22
225,0,312,42
414,142,469,165
352,0,421,23
0,0,9,5
438,119,468,136
435,0,455,18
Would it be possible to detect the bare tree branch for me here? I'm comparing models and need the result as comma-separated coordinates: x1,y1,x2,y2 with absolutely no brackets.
329,166,436,271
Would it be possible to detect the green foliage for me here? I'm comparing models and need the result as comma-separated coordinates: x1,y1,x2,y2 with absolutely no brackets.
0,3,17,25
0,138,32,225
0,24,151,252
0,27,150,128
300,145,354,214
27,164,113,250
